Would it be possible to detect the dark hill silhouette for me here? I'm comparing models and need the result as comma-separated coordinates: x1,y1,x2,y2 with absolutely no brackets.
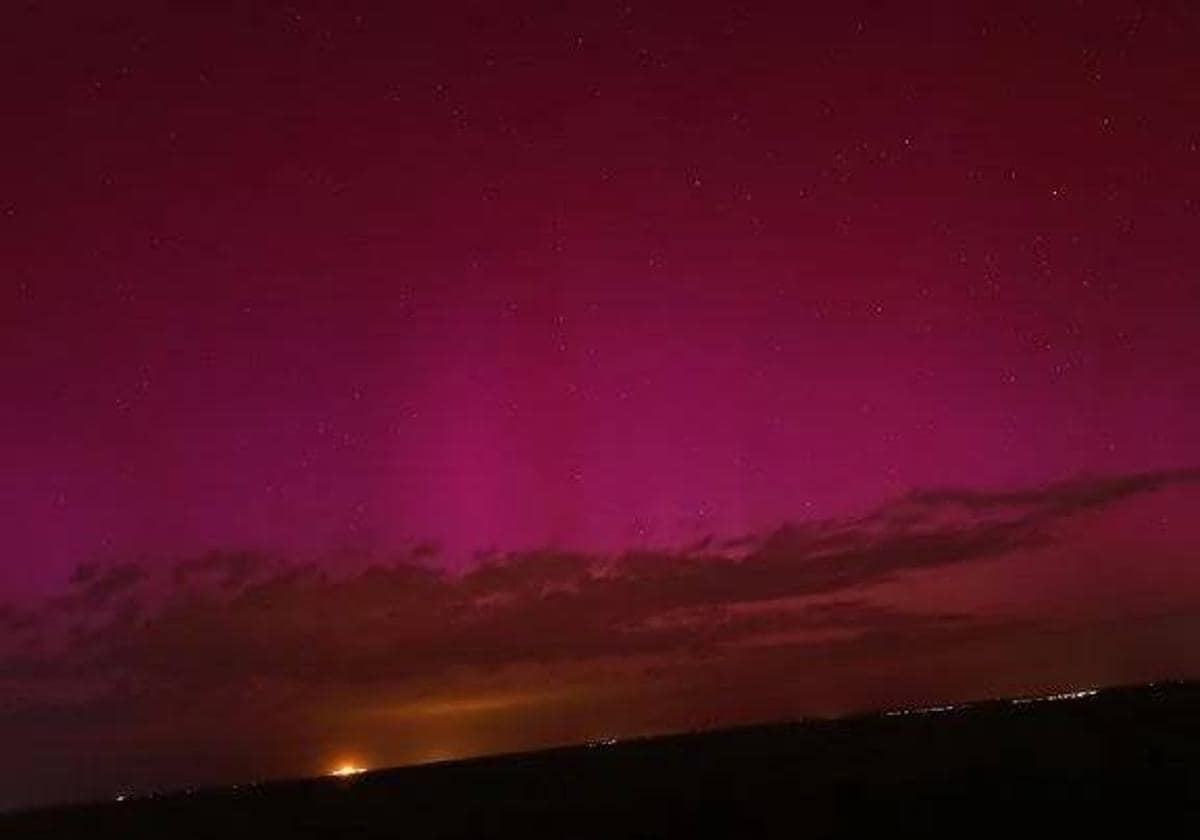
5,681,1199,838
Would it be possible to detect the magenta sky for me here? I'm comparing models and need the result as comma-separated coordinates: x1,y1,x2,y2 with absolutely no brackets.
2,1,1200,811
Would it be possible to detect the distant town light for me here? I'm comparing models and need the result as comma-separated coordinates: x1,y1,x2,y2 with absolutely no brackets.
884,703,961,717
330,764,366,778
586,736,620,747
1011,688,1099,705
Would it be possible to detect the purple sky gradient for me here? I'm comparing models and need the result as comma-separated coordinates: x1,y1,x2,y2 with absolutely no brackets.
1,0,1199,809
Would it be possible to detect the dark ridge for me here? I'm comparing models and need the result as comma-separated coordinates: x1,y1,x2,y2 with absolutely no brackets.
5,680,1199,838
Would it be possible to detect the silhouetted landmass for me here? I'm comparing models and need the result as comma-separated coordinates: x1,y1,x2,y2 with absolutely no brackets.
6,681,1199,838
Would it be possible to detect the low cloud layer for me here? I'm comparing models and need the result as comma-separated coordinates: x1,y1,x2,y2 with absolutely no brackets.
2,468,1199,809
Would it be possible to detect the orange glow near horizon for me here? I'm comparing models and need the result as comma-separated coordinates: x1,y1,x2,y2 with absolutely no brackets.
329,763,367,778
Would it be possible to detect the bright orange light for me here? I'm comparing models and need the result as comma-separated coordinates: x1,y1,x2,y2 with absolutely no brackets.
329,763,366,777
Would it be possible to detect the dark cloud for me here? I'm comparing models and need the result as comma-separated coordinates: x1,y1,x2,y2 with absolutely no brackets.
51,562,146,614
2,467,1198,809
173,550,272,592
4,467,1194,701
898,467,1200,517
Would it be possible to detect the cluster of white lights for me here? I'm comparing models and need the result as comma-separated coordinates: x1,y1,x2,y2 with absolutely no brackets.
586,737,620,747
884,703,963,717
884,686,1102,718
1011,688,1098,705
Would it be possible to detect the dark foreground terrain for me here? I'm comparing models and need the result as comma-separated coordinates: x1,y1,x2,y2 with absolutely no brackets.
6,681,1199,838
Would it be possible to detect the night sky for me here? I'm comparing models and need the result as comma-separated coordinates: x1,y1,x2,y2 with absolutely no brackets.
3,1,1200,810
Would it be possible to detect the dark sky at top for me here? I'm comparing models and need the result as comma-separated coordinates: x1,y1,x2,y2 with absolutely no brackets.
2,0,1199,810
